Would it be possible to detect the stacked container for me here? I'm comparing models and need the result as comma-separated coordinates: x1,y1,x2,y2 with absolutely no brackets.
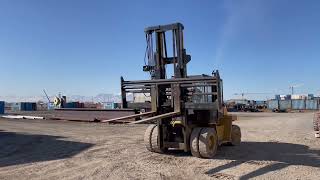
103,102,115,109
0,101,5,114
279,100,291,111
267,100,279,110
65,102,84,108
292,99,305,110
306,100,318,110
20,102,37,111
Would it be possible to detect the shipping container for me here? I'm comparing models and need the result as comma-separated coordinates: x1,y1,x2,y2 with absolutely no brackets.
83,102,98,108
291,99,305,110
103,102,115,109
280,95,286,100
133,93,151,103
275,95,281,100
279,100,291,111
267,100,279,110
0,101,5,114
234,99,249,105
285,95,291,100
291,94,307,100
65,102,76,108
114,103,122,109
20,102,37,111
11,103,20,111
306,100,318,110
307,94,314,100
65,102,84,108
48,102,55,110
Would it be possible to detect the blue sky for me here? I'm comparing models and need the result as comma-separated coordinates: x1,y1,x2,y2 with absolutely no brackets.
0,0,319,100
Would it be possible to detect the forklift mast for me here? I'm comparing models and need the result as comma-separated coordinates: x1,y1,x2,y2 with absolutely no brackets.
143,23,191,79
121,23,223,113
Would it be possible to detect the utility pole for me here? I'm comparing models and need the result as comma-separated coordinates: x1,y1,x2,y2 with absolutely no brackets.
289,84,303,95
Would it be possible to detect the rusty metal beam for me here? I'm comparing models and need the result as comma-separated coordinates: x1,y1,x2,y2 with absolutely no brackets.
101,111,156,123
128,111,180,124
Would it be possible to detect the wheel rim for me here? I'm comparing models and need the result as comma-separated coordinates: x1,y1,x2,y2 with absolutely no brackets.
208,135,216,150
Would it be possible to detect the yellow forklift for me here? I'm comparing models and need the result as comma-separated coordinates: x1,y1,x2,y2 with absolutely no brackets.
120,23,241,158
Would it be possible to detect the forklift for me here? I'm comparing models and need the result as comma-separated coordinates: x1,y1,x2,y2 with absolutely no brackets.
119,23,241,158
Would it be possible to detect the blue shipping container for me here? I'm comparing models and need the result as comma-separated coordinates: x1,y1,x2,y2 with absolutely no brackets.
20,102,37,111
21,102,26,111
65,102,75,108
0,101,5,114
292,100,305,110
279,100,291,110
26,103,32,111
267,100,279,110
20,102,26,111
65,102,82,108
306,100,318,110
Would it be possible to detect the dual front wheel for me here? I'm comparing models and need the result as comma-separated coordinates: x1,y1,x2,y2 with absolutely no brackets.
190,127,218,158
190,125,241,158
144,124,241,158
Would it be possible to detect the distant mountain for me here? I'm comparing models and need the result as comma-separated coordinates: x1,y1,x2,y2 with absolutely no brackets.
0,95,49,103
68,93,124,103
0,93,129,103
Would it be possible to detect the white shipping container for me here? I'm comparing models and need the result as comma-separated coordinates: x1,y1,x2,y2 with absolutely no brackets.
291,94,307,100
133,93,151,103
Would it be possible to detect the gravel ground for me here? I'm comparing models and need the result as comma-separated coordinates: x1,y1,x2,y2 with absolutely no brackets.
0,112,319,180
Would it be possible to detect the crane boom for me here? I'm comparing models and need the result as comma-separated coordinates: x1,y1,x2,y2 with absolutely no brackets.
43,89,51,103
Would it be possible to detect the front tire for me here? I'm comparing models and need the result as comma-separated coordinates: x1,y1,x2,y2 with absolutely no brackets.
198,128,218,158
190,127,202,158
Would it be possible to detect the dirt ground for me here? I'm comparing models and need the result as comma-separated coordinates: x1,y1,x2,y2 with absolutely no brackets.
0,112,319,180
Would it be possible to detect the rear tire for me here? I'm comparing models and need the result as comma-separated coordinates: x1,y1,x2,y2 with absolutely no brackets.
231,125,241,145
313,113,320,131
190,127,202,158
198,128,218,158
